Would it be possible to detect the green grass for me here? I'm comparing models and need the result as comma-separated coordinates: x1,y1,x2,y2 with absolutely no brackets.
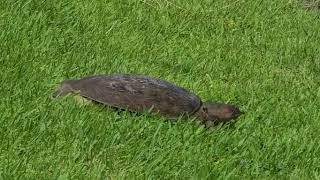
1,0,320,179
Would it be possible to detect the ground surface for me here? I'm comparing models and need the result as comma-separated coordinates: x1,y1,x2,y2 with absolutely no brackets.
1,0,320,179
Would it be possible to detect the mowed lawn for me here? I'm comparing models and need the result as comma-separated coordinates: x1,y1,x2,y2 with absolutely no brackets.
1,0,320,179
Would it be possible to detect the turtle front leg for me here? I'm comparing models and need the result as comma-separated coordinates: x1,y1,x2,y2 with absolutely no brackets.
74,95,93,106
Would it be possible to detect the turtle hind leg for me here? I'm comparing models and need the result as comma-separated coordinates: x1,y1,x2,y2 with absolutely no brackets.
52,80,76,97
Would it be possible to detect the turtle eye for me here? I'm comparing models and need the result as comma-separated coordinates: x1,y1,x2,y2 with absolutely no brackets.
202,106,208,114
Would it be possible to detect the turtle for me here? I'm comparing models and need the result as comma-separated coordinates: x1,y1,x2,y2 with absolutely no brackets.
53,74,243,127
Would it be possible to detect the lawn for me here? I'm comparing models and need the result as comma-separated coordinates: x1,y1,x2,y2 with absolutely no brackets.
1,0,320,179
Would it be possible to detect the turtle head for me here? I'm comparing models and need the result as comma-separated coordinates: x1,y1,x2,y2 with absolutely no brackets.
196,102,243,127
52,80,76,98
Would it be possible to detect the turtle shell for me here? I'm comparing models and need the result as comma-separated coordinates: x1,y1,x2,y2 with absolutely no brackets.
64,74,202,118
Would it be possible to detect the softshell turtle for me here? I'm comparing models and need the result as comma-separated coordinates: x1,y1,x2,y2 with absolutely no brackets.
53,74,243,127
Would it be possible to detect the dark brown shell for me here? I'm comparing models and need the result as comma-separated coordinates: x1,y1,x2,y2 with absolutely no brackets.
65,74,202,118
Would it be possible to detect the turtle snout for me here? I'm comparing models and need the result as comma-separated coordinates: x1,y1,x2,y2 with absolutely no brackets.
199,103,243,122
227,106,243,119
232,108,244,117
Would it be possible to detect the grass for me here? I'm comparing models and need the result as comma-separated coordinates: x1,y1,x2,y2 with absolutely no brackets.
1,0,320,179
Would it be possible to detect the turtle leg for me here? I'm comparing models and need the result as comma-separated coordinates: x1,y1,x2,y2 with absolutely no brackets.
74,95,93,106
52,81,76,97
203,120,216,128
